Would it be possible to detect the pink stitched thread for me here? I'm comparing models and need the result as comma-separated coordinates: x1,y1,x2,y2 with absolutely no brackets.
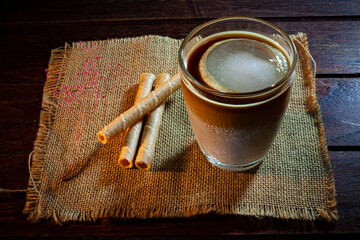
46,42,131,180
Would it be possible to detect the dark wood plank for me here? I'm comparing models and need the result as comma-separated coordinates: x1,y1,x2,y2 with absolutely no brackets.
0,84,42,154
193,0,360,18
274,21,360,75
316,78,360,146
1,152,358,237
1,0,359,23
330,151,360,231
1,20,359,84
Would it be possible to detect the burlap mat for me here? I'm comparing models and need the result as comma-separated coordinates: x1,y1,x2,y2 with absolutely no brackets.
24,34,338,223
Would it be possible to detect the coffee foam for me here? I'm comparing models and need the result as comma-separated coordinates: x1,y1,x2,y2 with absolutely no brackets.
199,38,288,93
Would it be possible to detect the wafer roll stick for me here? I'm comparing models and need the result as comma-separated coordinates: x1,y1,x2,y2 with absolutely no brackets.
97,72,181,144
135,73,170,170
118,73,156,168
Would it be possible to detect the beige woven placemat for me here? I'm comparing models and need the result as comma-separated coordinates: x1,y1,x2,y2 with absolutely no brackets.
24,34,338,223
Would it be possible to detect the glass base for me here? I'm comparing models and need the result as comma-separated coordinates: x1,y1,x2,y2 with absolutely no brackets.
203,150,264,172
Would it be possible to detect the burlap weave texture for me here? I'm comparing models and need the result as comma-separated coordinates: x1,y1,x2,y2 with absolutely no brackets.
24,34,337,223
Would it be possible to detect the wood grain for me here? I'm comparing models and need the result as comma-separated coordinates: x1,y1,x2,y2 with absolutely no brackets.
0,0,359,237
330,151,360,231
0,85,42,153
1,21,359,84
316,78,360,146
1,0,359,23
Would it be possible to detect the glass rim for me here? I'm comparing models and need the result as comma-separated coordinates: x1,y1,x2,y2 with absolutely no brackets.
178,16,298,98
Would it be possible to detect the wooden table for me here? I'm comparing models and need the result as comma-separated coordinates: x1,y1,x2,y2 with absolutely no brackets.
1,0,359,238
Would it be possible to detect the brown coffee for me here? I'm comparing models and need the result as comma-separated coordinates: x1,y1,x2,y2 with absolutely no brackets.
181,31,293,167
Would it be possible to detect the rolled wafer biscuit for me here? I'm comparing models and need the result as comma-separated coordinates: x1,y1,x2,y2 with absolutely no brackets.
135,73,170,170
97,72,181,144
118,73,155,168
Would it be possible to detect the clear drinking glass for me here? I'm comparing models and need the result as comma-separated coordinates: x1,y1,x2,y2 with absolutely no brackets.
179,17,297,171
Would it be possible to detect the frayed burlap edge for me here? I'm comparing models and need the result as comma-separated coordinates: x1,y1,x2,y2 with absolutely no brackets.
24,34,338,224
23,43,73,220
23,203,335,225
292,33,338,221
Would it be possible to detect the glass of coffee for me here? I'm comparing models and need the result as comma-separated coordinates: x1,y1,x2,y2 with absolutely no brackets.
179,17,297,171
